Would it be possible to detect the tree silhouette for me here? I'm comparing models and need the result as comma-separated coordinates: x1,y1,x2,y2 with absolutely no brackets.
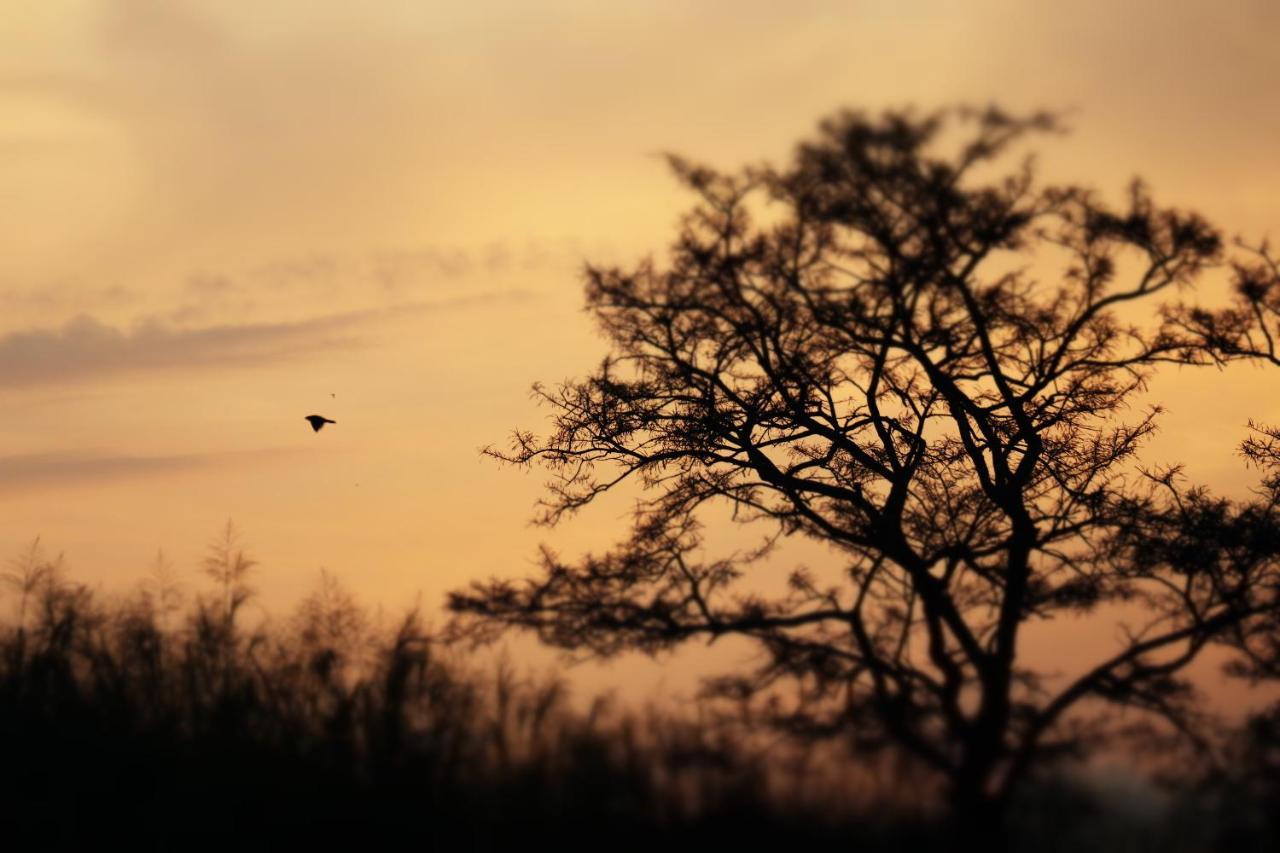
448,106,1280,838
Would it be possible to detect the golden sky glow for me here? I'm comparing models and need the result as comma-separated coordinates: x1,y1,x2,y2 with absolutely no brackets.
2,0,1278,700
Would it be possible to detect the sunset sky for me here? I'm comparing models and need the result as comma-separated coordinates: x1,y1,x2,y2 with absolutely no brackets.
3,1,1278,700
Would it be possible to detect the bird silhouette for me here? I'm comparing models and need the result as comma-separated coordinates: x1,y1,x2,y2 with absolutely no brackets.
305,415,336,432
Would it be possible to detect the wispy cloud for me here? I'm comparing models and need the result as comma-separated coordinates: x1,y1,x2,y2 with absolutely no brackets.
181,240,591,298
0,448,291,494
0,282,137,313
0,291,533,388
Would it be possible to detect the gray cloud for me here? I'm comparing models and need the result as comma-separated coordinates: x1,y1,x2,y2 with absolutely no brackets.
0,291,533,387
0,448,290,494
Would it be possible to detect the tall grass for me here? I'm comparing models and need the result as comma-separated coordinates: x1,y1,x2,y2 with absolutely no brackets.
0,530,1276,851
0,532,895,850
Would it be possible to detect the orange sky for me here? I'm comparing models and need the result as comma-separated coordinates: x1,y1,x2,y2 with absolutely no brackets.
2,0,1279,702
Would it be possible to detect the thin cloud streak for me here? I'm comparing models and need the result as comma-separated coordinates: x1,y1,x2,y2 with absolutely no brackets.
0,447,296,494
0,290,535,388
0,282,137,312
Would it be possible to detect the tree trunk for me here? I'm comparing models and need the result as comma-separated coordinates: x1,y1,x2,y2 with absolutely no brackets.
949,767,1010,852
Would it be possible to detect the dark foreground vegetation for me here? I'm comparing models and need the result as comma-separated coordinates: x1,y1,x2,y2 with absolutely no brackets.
0,531,1278,852
0,532,906,851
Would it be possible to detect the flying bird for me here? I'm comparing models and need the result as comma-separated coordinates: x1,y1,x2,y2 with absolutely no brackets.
305,415,336,432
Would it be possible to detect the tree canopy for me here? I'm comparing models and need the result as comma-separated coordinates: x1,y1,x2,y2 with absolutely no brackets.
448,106,1280,827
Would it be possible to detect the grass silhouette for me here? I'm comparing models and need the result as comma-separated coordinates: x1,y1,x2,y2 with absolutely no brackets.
0,530,1276,851
0,531,887,850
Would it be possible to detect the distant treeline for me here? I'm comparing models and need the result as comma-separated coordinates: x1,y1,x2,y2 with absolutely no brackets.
0,529,1276,851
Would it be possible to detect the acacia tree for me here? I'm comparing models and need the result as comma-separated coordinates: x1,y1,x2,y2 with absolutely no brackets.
448,107,1280,831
